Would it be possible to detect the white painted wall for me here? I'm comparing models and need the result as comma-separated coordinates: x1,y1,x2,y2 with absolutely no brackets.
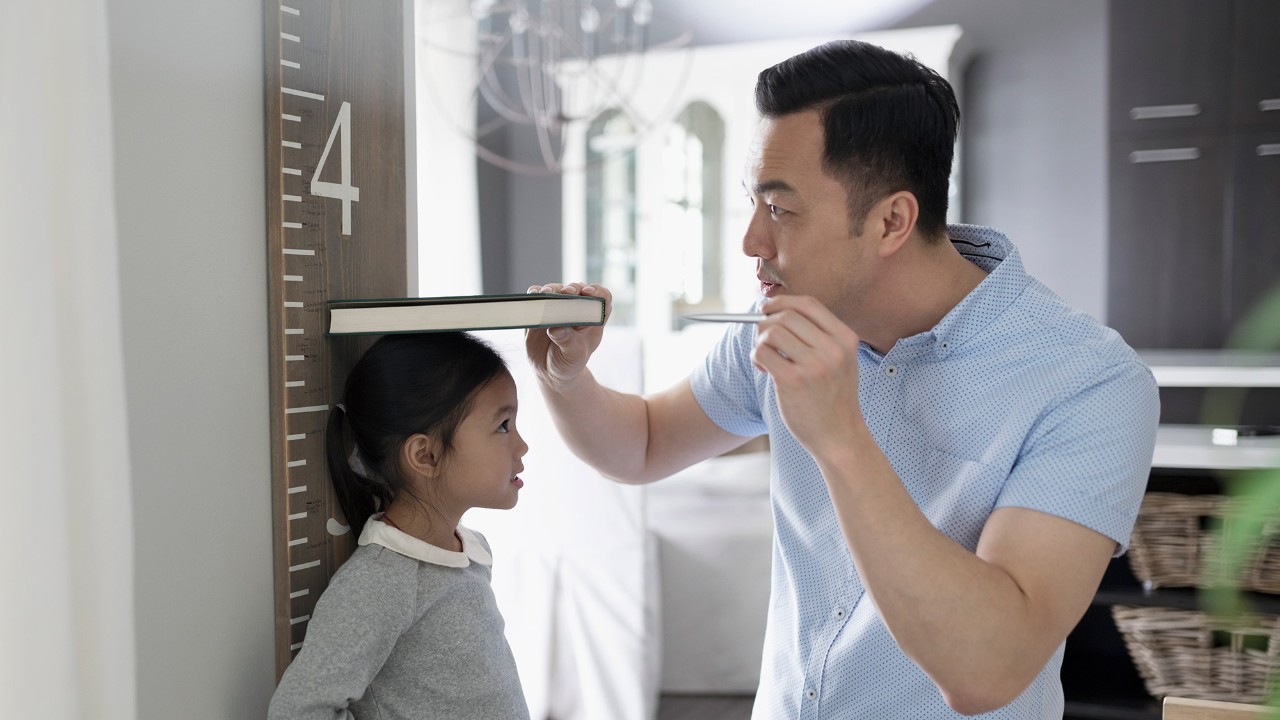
107,0,277,717
891,0,1111,322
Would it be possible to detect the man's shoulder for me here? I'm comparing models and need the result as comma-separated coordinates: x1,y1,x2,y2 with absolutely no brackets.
979,283,1153,394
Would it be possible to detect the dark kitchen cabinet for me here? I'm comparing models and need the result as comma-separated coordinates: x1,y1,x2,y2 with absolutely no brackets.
1107,0,1280,351
1109,0,1232,133
1072,3,1280,719
1231,0,1280,129
1229,130,1280,334
1107,132,1228,349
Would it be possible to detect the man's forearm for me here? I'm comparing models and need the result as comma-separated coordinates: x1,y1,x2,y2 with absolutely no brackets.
814,429,1108,714
536,368,656,483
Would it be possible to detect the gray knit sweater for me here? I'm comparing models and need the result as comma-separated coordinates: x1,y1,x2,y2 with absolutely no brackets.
267,519,530,720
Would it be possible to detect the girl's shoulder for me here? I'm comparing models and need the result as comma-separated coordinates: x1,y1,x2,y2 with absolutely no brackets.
325,544,419,596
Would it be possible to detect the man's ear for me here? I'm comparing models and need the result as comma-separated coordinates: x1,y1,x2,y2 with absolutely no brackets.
401,433,443,478
868,190,919,258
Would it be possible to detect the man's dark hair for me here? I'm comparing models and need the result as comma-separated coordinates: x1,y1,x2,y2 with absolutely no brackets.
755,40,960,240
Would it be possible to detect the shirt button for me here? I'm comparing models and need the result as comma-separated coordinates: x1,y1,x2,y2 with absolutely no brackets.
834,607,845,619
885,365,898,376
806,688,817,700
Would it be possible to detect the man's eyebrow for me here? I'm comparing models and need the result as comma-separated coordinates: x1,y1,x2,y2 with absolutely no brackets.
745,179,797,196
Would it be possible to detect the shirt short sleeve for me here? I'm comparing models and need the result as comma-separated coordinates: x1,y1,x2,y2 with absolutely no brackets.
995,359,1160,555
689,320,769,438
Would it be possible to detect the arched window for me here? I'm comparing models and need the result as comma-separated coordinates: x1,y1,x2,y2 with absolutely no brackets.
585,110,638,326
662,101,725,329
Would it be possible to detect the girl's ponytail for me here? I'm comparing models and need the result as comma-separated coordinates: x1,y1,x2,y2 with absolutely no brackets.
327,402,389,538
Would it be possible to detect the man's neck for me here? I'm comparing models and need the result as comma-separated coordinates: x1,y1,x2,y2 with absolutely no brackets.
856,235,989,355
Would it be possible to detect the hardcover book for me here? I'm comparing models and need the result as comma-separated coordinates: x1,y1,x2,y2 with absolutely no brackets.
327,292,607,335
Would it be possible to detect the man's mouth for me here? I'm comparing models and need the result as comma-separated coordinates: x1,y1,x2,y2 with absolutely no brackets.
758,275,781,298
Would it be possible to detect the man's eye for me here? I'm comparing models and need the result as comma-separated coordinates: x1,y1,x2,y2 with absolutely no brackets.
768,204,784,216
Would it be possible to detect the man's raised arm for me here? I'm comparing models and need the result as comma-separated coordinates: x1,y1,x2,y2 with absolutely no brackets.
525,282,747,484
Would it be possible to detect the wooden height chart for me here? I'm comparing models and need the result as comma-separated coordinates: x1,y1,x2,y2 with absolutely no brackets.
264,0,407,677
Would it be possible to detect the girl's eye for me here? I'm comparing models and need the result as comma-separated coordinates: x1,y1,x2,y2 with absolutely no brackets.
498,419,510,433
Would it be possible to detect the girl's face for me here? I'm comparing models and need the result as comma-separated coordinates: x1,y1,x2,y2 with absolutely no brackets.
441,371,528,512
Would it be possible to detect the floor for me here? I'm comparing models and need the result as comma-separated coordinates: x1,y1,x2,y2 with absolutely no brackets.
656,694,755,720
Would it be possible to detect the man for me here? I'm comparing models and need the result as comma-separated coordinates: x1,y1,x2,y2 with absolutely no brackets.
527,40,1158,718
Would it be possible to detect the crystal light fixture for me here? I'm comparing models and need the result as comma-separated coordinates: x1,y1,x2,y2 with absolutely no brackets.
421,0,693,174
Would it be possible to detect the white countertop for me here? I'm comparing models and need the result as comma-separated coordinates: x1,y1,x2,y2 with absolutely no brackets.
1153,424,1280,470
1138,350,1280,387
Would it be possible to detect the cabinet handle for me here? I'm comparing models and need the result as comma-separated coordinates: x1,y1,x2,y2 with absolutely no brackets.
1129,147,1201,163
1129,103,1201,120
1261,99,1280,112
1258,144,1280,157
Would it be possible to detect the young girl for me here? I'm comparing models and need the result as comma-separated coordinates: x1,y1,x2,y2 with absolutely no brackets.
268,332,531,720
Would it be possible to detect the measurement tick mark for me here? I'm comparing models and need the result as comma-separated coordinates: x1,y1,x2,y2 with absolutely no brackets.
286,405,329,414
283,87,325,102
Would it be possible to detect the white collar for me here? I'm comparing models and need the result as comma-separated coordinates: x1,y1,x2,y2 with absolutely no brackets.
357,515,492,568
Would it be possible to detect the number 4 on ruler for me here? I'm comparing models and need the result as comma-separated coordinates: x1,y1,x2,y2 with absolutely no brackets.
311,101,360,235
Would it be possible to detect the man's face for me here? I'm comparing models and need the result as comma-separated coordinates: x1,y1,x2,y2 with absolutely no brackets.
741,110,877,324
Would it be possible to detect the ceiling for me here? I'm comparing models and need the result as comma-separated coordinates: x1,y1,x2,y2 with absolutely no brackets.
652,0,938,45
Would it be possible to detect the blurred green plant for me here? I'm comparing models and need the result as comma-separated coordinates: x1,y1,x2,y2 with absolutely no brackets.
1201,283,1280,713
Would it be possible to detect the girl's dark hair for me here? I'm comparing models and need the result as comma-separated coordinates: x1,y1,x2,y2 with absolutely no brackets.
755,40,961,240
326,332,508,537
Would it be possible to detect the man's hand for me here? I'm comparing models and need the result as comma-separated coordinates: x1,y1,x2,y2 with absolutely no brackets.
751,295,864,456
525,282,612,387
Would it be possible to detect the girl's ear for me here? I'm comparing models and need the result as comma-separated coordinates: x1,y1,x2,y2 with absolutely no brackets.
401,433,444,478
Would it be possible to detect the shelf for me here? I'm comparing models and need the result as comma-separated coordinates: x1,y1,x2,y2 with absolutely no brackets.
1153,424,1280,470
1064,698,1160,720
1140,350,1280,388
1093,586,1280,614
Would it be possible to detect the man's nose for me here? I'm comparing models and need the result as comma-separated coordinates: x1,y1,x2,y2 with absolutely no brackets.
742,207,774,259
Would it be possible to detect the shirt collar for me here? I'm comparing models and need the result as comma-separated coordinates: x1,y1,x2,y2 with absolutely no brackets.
927,224,1032,355
358,514,493,568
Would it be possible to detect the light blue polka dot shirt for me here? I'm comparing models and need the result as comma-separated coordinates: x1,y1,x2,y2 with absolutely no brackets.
690,225,1160,719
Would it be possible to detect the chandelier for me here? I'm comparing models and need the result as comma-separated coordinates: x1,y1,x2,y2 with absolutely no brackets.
420,0,694,174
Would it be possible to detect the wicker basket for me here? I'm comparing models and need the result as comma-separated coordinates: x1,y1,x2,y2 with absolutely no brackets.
1112,604,1280,702
1127,492,1280,594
